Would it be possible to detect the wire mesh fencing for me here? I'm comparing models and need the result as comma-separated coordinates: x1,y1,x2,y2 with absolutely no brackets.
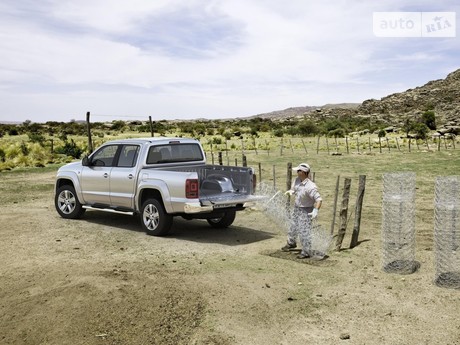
381,172,419,274
434,176,460,289
256,182,333,258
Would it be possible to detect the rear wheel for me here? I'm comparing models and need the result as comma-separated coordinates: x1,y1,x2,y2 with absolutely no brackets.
55,185,86,219
141,198,173,236
207,210,236,228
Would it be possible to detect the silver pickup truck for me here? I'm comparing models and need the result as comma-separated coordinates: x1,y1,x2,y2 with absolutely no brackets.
54,137,262,236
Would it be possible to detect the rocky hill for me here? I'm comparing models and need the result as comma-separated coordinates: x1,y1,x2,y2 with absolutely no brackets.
253,68,460,133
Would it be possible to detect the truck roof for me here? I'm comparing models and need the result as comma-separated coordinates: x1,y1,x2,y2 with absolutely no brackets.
101,137,199,145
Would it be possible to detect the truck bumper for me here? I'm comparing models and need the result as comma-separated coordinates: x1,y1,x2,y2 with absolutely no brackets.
184,202,214,214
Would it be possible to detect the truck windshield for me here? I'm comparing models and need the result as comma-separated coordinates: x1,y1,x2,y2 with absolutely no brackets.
146,143,204,164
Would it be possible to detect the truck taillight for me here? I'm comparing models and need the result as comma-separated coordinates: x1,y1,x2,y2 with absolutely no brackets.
186,179,199,199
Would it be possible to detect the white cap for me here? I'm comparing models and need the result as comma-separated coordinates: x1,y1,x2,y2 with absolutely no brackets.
292,163,310,173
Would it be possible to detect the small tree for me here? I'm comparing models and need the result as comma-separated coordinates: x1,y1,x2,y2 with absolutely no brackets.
412,123,429,140
422,111,436,130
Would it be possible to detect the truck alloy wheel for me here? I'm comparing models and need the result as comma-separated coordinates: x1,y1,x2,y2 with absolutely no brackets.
55,185,85,219
141,198,172,236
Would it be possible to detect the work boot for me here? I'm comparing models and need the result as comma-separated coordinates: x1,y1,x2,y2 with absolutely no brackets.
297,252,310,259
281,243,296,252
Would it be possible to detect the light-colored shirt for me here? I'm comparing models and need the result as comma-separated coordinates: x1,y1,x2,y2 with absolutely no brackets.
290,177,322,208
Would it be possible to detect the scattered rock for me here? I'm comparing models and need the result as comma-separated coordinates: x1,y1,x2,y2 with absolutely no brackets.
340,332,350,340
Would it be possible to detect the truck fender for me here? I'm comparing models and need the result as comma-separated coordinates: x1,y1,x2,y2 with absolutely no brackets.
55,172,85,204
136,180,173,214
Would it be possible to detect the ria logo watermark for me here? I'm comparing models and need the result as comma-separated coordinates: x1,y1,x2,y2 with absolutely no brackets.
373,12,456,37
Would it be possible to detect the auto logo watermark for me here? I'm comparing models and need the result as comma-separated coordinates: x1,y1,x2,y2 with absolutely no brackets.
373,12,456,37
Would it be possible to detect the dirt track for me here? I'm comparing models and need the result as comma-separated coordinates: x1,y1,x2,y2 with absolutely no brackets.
1,170,459,345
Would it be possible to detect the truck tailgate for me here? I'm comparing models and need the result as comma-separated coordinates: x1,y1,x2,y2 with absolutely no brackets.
200,193,265,207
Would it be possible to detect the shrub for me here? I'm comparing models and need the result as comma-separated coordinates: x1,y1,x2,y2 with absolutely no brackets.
422,111,436,130
273,129,284,137
328,128,346,138
20,141,29,156
28,132,46,145
55,139,83,159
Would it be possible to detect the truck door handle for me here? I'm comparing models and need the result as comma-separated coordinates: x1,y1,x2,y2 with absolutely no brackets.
128,174,134,179
103,173,109,178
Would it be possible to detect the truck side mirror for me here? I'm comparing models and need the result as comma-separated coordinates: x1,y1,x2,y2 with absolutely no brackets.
82,155,89,166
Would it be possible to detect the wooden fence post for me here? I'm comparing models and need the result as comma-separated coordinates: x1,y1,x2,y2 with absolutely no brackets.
350,175,366,248
396,137,400,151
316,136,320,154
301,139,308,154
286,163,292,189
330,175,340,235
335,178,351,251
218,152,223,165
345,137,349,154
272,165,276,190
149,115,154,137
286,162,292,205
242,155,247,167
258,162,262,183
378,136,382,153
86,111,93,154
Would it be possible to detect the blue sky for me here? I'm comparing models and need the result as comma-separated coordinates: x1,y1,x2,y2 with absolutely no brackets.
0,0,459,123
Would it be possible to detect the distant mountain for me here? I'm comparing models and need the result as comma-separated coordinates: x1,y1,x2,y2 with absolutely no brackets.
248,68,460,132
249,104,360,120
358,68,460,128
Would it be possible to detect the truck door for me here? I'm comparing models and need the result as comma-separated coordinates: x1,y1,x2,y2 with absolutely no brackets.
109,144,140,209
80,144,119,205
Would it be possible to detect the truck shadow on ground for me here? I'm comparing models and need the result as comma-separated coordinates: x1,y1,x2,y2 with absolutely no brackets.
81,211,275,246
170,217,275,245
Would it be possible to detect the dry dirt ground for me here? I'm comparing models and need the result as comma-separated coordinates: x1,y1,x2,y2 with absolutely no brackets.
1,170,459,345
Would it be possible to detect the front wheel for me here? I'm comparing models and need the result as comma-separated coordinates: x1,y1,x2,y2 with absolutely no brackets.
141,198,173,236
55,185,86,219
207,210,236,228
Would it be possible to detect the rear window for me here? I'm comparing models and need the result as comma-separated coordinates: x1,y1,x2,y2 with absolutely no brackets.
146,143,204,164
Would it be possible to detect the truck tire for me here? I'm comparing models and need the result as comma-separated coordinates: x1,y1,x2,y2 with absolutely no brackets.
141,198,173,236
207,210,236,228
55,184,86,219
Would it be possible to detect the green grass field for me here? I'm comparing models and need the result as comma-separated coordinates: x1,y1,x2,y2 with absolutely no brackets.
1,131,458,249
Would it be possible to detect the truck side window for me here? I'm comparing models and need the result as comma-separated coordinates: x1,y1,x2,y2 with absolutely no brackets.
118,145,139,167
90,145,119,167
